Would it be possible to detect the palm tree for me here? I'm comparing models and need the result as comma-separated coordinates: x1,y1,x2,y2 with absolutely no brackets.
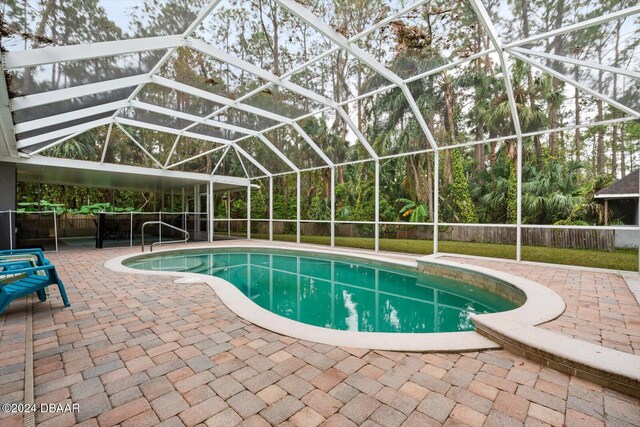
522,160,584,224
470,156,513,223
397,198,429,223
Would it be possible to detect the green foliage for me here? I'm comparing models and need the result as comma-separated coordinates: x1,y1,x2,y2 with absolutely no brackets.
448,149,477,223
397,198,429,223
231,199,247,219
507,163,517,224
16,200,134,215
308,196,331,221
73,203,134,214
250,186,267,219
522,161,583,224
17,201,65,215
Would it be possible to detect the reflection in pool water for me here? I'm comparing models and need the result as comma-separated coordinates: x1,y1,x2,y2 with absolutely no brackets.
126,251,519,333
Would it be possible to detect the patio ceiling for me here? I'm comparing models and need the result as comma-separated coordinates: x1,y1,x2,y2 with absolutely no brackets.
2,155,252,193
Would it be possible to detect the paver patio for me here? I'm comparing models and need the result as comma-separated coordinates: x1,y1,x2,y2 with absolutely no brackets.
1,243,639,427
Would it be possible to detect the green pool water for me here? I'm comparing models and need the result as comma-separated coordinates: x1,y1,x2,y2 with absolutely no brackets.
125,249,519,333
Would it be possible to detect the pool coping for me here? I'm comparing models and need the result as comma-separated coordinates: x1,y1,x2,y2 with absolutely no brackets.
104,242,566,352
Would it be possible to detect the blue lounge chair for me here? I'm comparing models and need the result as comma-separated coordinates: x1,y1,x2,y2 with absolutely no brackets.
0,250,70,314
0,249,50,266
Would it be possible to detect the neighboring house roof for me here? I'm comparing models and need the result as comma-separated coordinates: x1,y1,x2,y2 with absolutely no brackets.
594,170,639,199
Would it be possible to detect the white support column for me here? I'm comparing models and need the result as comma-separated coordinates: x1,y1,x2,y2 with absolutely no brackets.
247,184,252,240
211,193,216,237
130,212,133,248
269,177,274,241
375,160,380,253
8,209,13,250
194,185,200,241
433,151,439,254
53,209,58,253
227,190,231,239
208,182,213,243
296,172,301,245
181,187,186,226
331,167,336,248
516,137,523,262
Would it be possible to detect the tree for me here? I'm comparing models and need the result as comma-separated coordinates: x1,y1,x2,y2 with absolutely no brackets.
446,149,477,223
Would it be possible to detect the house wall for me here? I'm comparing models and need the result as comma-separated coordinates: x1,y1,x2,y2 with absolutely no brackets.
0,162,17,249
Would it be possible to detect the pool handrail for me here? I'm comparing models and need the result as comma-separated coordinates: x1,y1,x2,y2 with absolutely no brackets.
141,221,189,252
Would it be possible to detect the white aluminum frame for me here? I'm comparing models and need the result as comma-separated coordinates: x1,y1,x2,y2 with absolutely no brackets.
2,35,184,69
10,75,149,111
469,0,525,261
2,0,638,271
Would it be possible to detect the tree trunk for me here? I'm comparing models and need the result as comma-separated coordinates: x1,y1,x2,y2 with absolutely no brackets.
443,74,456,185
596,99,604,175
408,157,422,202
488,128,498,165
548,0,565,158
574,81,580,161
22,0,56,94
206,153,212,174
425,154,434,220
611,19,622,177
620,123,626,176
474,23,485,173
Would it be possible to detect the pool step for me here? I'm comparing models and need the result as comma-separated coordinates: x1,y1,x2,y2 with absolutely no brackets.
472,317,640,398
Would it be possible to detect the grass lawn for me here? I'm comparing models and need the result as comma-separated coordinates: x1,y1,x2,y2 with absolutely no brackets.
239,233,638,271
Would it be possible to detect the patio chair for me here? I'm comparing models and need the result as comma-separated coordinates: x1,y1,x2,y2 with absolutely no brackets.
0,251,70,314
0,248,50,266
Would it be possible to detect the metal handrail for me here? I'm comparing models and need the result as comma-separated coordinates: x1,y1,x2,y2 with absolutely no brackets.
142,221,189,252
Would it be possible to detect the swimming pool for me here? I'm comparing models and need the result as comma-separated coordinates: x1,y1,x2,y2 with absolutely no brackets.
124,249,520,334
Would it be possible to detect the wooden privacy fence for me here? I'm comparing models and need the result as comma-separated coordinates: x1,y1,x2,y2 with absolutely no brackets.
521,227,615,251
242,222,617,251
437,225,615,251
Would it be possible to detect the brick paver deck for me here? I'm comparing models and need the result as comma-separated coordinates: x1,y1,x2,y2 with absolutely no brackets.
1,244,639,427
441,257,640,356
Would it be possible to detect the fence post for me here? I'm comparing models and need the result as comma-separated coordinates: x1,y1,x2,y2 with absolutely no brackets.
53,210,59,253
159,211,162,243
130,212,133,247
